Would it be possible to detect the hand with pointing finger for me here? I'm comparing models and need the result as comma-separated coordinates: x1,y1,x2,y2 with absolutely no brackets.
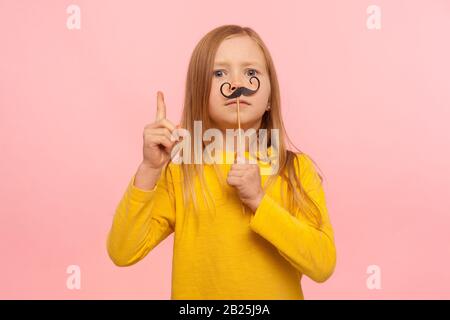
141,91,178,171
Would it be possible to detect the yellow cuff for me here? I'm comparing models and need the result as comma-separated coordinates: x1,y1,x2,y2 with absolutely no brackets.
127,174,157,202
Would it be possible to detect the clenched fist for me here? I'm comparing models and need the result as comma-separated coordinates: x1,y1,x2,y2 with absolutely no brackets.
227,162,264,212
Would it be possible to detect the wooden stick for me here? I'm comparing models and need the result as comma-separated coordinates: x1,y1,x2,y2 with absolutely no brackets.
236,96,243,162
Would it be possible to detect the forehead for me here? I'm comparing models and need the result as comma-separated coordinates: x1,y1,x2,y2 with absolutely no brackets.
214,35,267,69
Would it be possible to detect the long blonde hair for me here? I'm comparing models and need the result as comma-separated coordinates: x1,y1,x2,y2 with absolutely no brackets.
164,25,324,227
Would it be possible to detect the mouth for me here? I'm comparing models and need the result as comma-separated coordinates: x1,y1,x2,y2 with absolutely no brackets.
225,99,251,106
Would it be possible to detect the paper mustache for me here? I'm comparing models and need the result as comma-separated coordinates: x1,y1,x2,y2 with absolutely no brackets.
220,76,260,99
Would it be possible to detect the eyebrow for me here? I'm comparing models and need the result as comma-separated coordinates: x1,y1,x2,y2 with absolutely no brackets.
214,61,265,69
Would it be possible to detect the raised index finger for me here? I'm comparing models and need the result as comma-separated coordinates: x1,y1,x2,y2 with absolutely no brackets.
155,91,166,121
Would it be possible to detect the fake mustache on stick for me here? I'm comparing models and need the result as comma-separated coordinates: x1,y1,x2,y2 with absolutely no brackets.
219,75,261,164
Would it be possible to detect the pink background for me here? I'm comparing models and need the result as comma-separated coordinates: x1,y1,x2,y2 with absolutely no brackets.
1,0,449,299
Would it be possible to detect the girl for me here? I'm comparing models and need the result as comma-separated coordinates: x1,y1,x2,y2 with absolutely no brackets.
107,25,336,300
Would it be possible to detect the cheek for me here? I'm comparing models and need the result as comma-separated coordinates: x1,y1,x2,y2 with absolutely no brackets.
261,82,271,102
209,82,222,105
208,88,224,120
254,84,271,110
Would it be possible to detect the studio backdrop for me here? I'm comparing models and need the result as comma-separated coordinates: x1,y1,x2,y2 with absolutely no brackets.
1,0,449,299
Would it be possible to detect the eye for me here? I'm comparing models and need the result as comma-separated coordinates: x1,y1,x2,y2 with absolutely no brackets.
213,70,225,77
246,69,258,77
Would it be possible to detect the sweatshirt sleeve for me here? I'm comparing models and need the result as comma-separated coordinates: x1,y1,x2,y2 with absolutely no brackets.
106,165,176,267
249,154,337,283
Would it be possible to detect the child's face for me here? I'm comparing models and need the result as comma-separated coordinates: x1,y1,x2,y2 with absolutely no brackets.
208,35,271,132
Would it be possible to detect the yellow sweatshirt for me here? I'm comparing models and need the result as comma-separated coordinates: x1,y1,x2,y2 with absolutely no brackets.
107,150,336,299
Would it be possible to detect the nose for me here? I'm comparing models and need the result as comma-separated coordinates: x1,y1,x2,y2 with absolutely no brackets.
229,72,246,91
230,79,244,91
